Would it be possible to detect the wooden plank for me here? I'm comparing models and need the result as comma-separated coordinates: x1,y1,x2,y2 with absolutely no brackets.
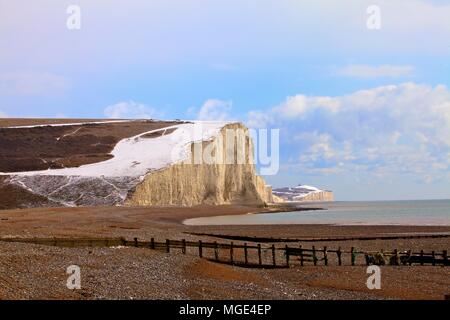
182,239,186,254
244,243,248,265
258,244,262,266
150,238,155,249
285,245,290,267
214,241,219,261
393,249,399,266
272,244,276,266
312,246,317,266
300,245,304,266
230,242,234,265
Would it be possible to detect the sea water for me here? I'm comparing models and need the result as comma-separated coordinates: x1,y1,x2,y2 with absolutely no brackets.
184,200,450,226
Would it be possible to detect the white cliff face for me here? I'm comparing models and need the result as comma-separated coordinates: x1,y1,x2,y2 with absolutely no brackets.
127,123,273,206
3,121,272,207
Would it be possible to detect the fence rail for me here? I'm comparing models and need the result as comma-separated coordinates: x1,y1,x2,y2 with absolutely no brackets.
0,236,448,268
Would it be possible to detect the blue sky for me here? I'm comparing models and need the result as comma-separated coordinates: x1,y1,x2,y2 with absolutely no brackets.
1,0,450,200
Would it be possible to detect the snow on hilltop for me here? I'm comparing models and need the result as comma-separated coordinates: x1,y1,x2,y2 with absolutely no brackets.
0,120,244,207
1,120,232,179
0,119,275,208
273,184,331,201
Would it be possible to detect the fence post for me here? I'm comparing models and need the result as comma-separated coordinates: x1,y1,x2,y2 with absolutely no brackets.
134,237,138,248
337,247,342,266
420,250,424,266
182,239,186,254
244,243,248,265
365,254,370,266
323,246,328,266
393,249,399,265
432,251,436,266
272,244,276,266
401,251,407,266
214,241,219,261
150,238,155,250
443,250,448,266
199,240,203,258
408,250,412,266
285,245,290,267
300,245,304,266
312,246,317,266
230,242,234,265
166,239,170,253
351,247,355,266
258,244,262,266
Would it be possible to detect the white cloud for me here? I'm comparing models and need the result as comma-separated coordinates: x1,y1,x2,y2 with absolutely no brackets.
246,110,272,128
104,101,158,119
197,99,232,121
0,72,69,96
248,82,450,182
337,65,414,78
273,95,341,119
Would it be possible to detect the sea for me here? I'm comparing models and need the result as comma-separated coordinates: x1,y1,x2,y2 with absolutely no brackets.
184,199,450,226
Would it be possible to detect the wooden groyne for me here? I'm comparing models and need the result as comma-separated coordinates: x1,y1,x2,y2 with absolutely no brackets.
0,236,448,268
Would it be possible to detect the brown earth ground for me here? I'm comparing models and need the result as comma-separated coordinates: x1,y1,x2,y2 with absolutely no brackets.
0,119,186,210
0,205,448,300
0,119,182,173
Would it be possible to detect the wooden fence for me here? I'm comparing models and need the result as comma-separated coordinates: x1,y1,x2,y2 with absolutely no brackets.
0,236,448,268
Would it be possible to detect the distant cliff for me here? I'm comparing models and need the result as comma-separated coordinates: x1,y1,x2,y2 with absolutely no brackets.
272,184,334,202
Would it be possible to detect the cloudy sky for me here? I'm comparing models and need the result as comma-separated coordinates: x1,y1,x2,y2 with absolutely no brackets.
1,0,449,200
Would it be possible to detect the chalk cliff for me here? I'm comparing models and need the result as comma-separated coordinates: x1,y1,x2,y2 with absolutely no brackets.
127,123,272,206
0,120,272,208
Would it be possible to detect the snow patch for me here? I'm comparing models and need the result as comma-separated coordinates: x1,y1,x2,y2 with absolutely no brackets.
2,119,134,129
1,121,232,178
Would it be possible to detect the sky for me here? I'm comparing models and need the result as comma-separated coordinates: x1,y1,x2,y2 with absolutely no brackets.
0,0,450,200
